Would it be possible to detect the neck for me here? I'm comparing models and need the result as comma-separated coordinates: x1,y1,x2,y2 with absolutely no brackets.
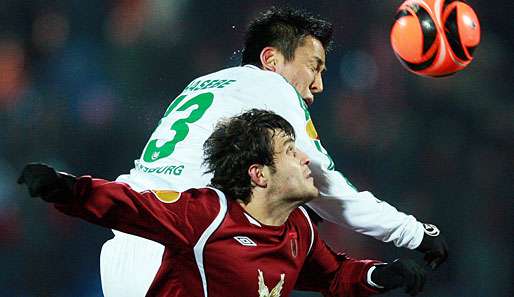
238,191,301,226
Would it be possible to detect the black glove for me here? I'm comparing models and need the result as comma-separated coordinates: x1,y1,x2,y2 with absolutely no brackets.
416,223,448,269
371,259,425,296
17,163,77,203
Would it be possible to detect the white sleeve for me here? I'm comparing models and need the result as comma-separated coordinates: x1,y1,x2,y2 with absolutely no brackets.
261,77,424,249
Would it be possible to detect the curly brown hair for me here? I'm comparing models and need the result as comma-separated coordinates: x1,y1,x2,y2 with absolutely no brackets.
203,109,295,203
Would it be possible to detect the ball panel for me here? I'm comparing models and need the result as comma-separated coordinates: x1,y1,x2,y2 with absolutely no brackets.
456,3,481,48
398,49,438,72
444,7,470,61
426,47,467,76
442,0,459,7
410,3,438,54
393,8,411,21
391,14,425,63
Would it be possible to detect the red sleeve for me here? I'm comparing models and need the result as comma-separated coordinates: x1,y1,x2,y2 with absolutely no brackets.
295,224,381,297
54,176,220,247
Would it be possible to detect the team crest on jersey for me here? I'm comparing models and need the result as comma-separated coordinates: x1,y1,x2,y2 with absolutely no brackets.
152,190,181,203
257,270,285,297
289,232,298,258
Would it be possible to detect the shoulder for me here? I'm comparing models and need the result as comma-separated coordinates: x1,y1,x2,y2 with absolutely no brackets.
185,66,302,116
181,66,291,94
180,188,229,243
181,187,225,205
211,65,296,92
291,206,316,254
295,206,316,233
241,65,296,90
180,187,229,216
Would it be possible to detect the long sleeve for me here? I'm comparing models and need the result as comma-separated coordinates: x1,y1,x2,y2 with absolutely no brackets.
294,223,380,297
260,78,424,249
300,117,424,249
54,176,220,247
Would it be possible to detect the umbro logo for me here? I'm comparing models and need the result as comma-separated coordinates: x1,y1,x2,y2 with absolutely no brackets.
234,236,257,246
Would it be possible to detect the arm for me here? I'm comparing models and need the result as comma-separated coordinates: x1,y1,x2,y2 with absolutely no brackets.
58,176,193,246
258,78,424,249
294,223,425,297
296,116,447,266
294,103,424,249
293,221,380,297
263,80,447,266
18,163,218,247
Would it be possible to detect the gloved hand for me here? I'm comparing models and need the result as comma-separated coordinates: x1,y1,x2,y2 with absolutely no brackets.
416,223,448,269
371,259,425,296
18,163,76,203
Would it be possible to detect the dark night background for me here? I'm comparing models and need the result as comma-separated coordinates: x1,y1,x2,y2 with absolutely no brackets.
1,0,512,296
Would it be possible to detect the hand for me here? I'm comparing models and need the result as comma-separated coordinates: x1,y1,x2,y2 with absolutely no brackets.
416,223,448,269
18,163,76,203
371,259,425,296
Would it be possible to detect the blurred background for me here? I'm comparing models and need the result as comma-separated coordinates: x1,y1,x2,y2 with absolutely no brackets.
1,0,512,296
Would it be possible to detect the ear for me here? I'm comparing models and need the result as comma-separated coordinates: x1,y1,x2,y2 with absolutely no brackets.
248,164,267,187
259,47,279,72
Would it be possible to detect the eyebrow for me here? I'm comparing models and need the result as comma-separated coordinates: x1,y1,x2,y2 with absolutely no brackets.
282,138,295,149
312,56,327,72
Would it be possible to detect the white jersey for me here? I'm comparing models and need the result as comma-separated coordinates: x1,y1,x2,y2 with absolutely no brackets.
102,65,424,297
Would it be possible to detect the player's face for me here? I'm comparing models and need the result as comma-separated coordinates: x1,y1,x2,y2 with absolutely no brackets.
268,131,319,203
275,36,326,106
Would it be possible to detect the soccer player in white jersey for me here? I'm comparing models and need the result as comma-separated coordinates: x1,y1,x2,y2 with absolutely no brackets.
99,7,446,297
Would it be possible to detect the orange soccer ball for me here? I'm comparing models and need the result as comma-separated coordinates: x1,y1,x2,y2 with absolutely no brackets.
390,0,481,77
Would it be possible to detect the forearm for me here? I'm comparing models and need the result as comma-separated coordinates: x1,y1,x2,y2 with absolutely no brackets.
322,255,381,297
295,128,425,249
55,176,170,243
308,171,448,266
308,190,424,249
294,231,381,296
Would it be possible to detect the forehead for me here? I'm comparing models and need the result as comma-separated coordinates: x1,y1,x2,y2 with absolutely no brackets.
272,130,294,151
295,36,326,64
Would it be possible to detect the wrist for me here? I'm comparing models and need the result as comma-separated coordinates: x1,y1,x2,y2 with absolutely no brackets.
416,223,441,252
58,172,77,191
367,265,385,289
43,172,78,203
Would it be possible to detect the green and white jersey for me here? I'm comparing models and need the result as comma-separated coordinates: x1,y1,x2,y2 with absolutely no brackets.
116,65,423,249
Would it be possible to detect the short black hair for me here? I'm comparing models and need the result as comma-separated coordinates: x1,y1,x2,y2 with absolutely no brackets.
241,7,333,66
203,109,295,203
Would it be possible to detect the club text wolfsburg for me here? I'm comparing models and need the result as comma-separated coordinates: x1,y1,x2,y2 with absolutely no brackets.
134,160,184,176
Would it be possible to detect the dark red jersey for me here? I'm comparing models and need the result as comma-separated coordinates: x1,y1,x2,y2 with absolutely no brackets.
57,176,380,297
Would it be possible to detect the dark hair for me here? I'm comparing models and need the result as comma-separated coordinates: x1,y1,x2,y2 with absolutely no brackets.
203,109,295,203
241,7,333,66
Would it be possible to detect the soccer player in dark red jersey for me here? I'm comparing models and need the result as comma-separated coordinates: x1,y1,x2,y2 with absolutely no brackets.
19,109,426,297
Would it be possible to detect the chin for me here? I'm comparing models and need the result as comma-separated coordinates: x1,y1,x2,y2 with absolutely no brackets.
303,189,319,203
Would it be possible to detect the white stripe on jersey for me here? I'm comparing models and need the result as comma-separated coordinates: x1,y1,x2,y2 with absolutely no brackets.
193,188,228,297
298,206,314,255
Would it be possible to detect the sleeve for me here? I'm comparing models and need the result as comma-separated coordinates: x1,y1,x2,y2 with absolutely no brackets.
261,76,424,249
294,223,381,297
54,176,220,247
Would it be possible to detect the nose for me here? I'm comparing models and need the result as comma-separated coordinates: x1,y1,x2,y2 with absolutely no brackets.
310,72,323,94
297,149,311,166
